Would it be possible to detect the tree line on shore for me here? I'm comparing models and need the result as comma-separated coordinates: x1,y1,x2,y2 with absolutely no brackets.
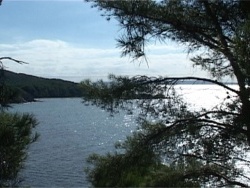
3,70,83,103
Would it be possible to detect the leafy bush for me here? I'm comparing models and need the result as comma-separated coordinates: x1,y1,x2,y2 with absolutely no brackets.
0,112,38,187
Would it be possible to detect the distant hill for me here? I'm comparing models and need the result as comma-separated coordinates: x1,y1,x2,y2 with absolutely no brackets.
2,70,83,103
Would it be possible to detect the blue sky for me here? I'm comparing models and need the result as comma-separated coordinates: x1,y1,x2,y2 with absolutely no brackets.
0,0,207,82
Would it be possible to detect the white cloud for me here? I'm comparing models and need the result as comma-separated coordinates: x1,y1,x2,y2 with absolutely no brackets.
0,39,206,82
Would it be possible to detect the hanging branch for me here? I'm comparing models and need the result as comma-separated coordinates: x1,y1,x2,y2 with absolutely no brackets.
0,57,28,64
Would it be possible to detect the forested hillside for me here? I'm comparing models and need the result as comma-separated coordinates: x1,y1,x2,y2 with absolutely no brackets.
3,70,83,102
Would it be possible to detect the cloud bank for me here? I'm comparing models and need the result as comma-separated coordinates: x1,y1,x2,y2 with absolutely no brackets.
0,39,204,82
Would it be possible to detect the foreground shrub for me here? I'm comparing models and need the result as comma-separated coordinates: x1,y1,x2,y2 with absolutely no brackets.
0,112,38,187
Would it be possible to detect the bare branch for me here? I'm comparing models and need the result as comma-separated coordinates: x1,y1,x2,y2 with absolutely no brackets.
0,57,28,64
141,76,239,95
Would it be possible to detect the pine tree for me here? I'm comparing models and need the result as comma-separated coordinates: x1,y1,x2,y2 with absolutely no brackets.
83,0,250,186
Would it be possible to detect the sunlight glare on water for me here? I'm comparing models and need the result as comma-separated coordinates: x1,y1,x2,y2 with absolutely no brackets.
176,84,239,110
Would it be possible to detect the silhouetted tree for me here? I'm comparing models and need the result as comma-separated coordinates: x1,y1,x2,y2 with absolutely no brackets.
83,0,250,187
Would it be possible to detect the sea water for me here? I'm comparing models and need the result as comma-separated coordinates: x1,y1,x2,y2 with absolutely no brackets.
11,98,137,187
10,84,238,187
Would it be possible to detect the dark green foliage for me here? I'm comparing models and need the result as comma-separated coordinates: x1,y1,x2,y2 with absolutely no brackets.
86,123,200,187
3,70,83,102
0,112,38,187
86,123,157,187
0,59,38,187
84,0,250,187
0,84,18,109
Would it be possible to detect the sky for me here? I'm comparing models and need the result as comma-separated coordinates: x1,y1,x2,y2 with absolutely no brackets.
0,0,209,82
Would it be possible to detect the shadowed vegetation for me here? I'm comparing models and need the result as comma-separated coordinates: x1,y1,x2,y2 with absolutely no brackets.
83,0,250,187
0,58,38,187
